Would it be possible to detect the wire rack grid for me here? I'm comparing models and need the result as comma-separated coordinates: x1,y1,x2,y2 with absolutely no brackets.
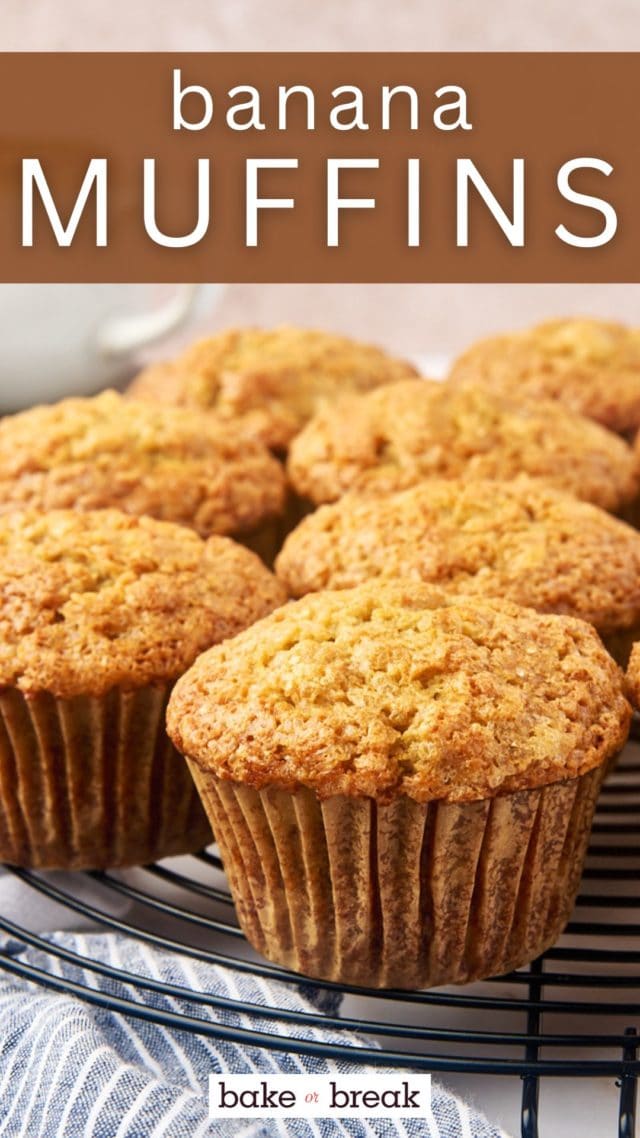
1,748,640,1138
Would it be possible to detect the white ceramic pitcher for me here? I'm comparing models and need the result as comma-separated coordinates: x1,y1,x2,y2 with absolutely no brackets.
0,283,223,412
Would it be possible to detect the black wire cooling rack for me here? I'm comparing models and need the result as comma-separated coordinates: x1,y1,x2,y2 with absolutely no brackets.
1,748,640,1138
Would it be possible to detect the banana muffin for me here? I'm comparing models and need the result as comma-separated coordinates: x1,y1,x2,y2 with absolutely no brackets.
0,508,286,869
128,326,418,452
0,390,286,557
276,477,640,662
287,380,638,514
448,317,640,437
626,644,640,709
167,581,629,989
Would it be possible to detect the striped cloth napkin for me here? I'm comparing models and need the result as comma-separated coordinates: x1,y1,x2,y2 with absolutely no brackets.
0,931,511,1138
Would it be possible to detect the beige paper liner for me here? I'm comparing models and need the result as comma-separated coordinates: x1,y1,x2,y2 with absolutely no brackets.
188,763,605,989
0,685,212,870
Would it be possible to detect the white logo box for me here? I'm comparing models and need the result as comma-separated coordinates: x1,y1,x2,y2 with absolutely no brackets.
209,1073,432,1119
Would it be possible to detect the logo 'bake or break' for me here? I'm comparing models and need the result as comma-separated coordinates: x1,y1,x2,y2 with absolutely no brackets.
209,1074,432,1119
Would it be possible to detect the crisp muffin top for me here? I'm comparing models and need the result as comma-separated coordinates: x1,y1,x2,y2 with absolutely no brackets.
167,581,629,802
0,390,286,537
449,318,640,436
625,643,640,709
287,379,638,512
276,477,640,636
128,326,418,450
0,509,286,697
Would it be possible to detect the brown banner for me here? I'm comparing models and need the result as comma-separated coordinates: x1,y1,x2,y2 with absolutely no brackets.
0,53,638,281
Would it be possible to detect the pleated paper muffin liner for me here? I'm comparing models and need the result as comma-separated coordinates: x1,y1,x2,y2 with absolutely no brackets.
188,763,605,989
0,685,212,870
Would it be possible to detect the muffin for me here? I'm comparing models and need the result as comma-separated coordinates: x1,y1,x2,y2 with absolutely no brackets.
624,641,637,701
276,477,640,663
167,582,629,989
0,509,286,869
448,318,640,437
0,390,286,560
287,380,638,514
128,326,418,452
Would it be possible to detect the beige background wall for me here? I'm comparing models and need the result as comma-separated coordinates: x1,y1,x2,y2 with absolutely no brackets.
4,0,639,360
207,284,640,361
4,0,640,52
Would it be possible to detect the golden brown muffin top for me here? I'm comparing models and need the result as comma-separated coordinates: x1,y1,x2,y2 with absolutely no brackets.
167,581,629,803
626,643,640,708
0,509,287,698
287,379,638,513
128,326,418,450
0,390,285,538
276,477,640,636
449,318,640,436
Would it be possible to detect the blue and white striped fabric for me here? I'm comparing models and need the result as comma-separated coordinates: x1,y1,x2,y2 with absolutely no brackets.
0,932,510,1138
